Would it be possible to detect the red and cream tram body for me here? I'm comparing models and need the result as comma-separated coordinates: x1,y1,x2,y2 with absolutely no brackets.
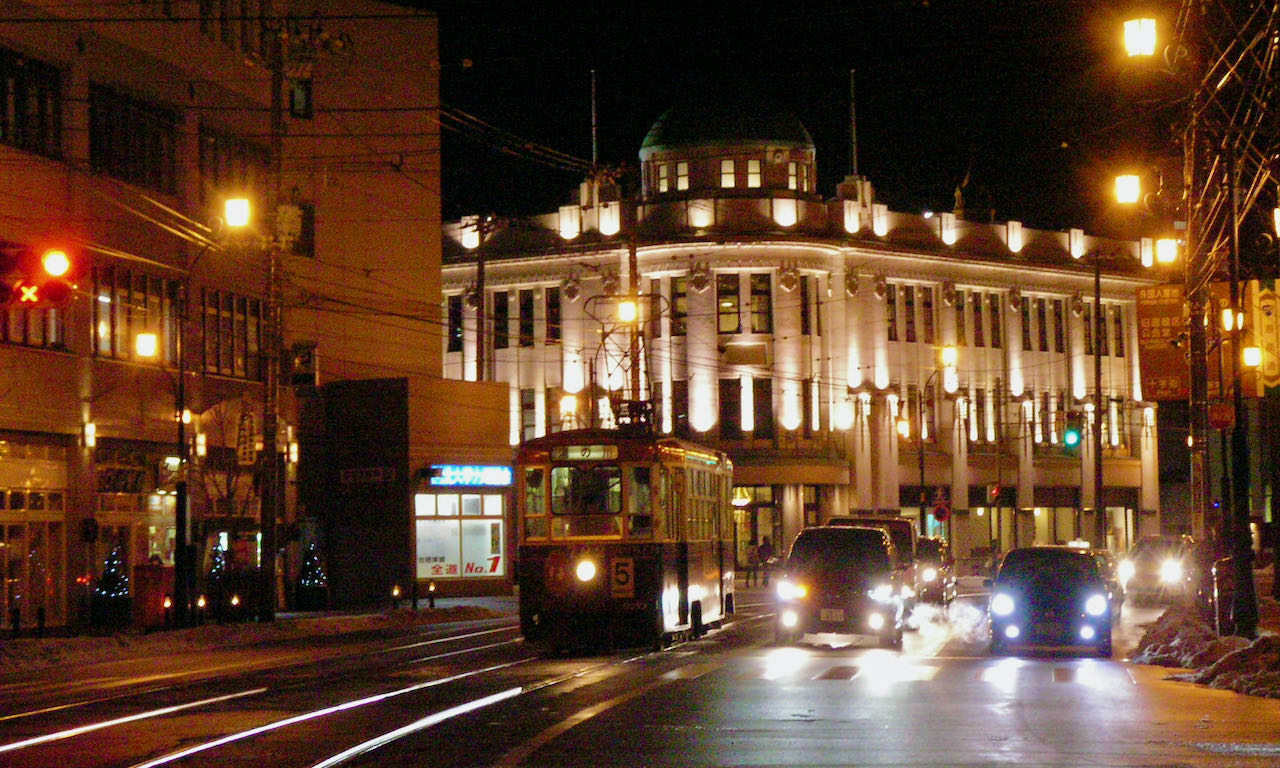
515,427,735,649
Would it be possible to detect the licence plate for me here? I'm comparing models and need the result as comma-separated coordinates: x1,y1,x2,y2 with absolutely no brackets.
820,608,845,622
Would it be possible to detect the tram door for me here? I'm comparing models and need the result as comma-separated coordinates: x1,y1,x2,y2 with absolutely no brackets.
670,469,689,625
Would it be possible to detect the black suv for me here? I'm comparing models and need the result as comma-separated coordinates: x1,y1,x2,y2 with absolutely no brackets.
775,526,906,649
987,546,1118,657
828,515,920,612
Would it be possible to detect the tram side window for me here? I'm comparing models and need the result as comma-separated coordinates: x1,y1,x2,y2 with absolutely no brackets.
629,466,652,538
523,467,548,539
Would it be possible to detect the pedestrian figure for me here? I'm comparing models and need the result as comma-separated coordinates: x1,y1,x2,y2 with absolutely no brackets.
758,537,775,586
744,542,759,586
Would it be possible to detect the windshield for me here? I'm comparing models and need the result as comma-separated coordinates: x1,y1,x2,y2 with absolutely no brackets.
551,465,622,516
787,529,892,575
832,518,913,560
1130,536,1188,560
999,549,1099,583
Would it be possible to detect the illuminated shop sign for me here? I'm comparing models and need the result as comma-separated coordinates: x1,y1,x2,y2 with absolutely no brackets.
430,465,512,487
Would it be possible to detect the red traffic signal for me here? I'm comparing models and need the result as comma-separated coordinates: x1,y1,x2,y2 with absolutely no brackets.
2,247,76,308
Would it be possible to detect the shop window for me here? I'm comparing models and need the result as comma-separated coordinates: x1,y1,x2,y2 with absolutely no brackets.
955,290,966,345
886,282,898,341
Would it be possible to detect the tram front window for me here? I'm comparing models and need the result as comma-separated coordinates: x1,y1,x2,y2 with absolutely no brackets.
551,465,623,537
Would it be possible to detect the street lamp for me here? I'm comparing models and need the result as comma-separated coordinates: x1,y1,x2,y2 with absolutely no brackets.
135,317,192,627
224,195,282,622
1118,11,1278,637
915,346,957,539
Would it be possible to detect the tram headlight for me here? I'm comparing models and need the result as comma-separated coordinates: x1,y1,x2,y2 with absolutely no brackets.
867,612,885,631
575,559,598,583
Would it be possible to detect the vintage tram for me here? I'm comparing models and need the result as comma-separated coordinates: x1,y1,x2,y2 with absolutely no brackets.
514,425,735,650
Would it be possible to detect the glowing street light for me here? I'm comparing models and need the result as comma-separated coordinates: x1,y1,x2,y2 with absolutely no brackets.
1123,17,1157,57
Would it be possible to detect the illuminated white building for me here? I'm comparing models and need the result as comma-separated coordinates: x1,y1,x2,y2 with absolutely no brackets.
442,100,1162,570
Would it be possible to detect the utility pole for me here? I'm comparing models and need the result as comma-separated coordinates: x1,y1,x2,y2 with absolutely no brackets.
258,15,351,622
1092,253,1106,549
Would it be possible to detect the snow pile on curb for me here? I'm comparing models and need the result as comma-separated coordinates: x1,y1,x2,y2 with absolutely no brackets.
0,606,497,674
1131,604,1280,699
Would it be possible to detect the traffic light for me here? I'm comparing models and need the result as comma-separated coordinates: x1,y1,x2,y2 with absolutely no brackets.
1063,411,1084,453
1,247,77,308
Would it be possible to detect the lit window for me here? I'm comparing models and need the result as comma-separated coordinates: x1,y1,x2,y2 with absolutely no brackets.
721,159,735,188
788,162,798,190
676,162,689,191
747,159,761,188
658,164,669,193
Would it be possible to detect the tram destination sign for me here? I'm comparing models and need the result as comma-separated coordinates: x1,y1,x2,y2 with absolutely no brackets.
550,445,619,461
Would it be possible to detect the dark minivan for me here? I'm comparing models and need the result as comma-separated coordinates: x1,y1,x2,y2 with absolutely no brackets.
775,526,906,648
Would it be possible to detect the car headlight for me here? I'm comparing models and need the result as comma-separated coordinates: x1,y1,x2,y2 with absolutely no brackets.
1159,559,1183,584
1084,593,1108,616
1118,559,1135,585
575,559,597,582
776,580,808,601
990,592,1016,616
868,583,894,603
921,567,938,583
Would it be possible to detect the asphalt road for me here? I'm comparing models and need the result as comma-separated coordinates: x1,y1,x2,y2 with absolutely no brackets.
0,587,1277,767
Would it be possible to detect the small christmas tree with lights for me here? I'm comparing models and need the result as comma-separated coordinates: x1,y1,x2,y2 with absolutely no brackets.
90,548,131,628
295,543,328,610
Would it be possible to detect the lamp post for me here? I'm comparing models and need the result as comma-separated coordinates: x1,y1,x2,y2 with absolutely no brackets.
1122,9,1278,636
913,346,957,538
135,318,191,627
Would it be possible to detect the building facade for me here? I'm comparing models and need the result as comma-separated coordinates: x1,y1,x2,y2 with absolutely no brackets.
443,102,1163,573
0,2,491,627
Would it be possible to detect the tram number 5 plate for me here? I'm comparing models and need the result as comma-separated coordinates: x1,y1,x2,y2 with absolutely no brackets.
610,557,635,599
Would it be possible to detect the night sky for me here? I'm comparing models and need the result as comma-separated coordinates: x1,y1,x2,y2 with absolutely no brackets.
414,1,1167,236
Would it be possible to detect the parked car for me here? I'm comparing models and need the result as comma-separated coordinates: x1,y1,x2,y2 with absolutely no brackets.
915,536,957,604
775,526,906,649
827,515,920,613
1118,534,1200,605
987,545,1117,657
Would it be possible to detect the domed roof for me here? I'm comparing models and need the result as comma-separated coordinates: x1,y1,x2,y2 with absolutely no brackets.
640,96,814,154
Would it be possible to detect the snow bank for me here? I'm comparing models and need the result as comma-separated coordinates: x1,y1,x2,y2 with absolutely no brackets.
0,605,498,675
1132,602,1280,699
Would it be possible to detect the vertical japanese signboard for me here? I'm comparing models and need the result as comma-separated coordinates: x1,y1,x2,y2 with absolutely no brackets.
1136,284,1189,401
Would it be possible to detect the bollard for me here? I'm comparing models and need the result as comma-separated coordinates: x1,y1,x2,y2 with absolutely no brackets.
427,580,436,609
9,607,18,637
36,606,45,638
